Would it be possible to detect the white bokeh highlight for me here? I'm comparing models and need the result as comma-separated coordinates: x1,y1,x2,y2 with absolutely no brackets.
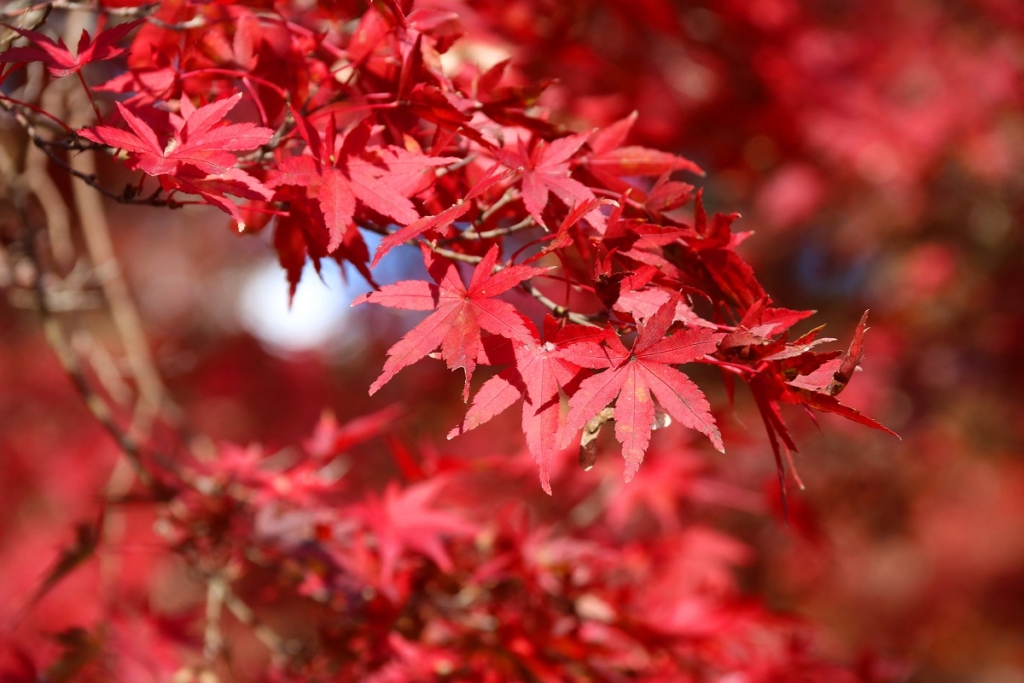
237,258,368,354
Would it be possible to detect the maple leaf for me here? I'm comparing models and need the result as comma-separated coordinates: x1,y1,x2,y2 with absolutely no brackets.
79,93,273,178
645,172,696,216
303,405,404,462
162,167,273,227
354,245,548,399
372,162,512,267
666,191,765,311
79,94,275,225
826,309,869,396
614,286,718,330
447,315,606,493
506,131,605,229
739,311,897,509
352,479,476,592
270,116,453,252
559,297,724,481
0,19,142,77
584,111,704,190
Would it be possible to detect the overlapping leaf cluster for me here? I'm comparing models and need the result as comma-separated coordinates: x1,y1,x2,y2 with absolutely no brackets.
0,0,901,679
0,0,892,488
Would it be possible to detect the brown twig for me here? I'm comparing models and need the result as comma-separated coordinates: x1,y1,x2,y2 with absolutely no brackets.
0,1,158,19
19,196,157,490
520,281,600,327
222,586,300,666
60,13,180,437
203,575,226,666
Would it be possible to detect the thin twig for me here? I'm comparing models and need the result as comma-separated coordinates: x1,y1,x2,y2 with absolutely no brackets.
204,575,226,665
0,1,158,19
477,189,518,225
222,586,298,664
454,215,537,241
434,152,477,178
60,29,180,437
19,197,157,490
521,282,601,327
427,243,483,264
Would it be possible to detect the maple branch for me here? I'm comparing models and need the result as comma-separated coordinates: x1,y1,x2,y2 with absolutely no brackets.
521,282,601,327
477,188,518,225
434,152,478,178
0,1,158,18
18,197,159,492
222,586,301,665
78,329,135,406
63,14,180,438
466,215,538,240
428,244,484,264
21,114,74,267
97,450,138,614
148,13,206,30
203,575,226,667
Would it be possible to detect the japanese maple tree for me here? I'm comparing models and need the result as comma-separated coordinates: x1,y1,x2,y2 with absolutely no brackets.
0,1,904,681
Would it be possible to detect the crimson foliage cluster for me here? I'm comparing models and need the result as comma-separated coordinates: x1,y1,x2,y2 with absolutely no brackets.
0,1,898,681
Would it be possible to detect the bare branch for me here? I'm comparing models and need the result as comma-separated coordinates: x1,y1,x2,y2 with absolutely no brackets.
60,14,181,437
18,198,158,490
203,575,226,666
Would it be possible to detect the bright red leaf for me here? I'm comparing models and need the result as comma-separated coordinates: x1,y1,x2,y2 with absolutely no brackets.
79,93,273,178
0,19,142,77
584,111,704,188
354,245,548,399
448,315,605,493
269,116,454,252
372,163,512,267
351,479,476,592
506,131,605,229
560,297,725,481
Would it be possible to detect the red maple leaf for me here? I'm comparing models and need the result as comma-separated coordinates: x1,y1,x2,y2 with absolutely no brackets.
0,19,142,77
79,94,273,224
584,111,704,191
79,93,273,177
447,315,606,493
506,131,605,229
559,297,724,481
303,405,405,463
269,115,453,252
739,311,897,508
351,479,476,592
354,245,548,399
372,162,513,267
825,309,870,396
